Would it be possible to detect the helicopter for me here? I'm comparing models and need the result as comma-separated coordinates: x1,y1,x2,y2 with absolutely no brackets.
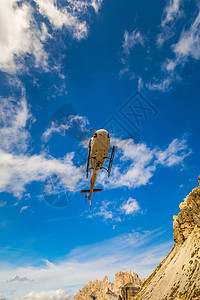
81,129,115,209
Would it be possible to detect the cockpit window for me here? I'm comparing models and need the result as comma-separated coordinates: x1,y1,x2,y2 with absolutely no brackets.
107,133,110,138
93,133,97,138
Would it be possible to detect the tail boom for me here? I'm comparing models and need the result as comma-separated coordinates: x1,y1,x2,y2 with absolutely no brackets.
81,189,102,193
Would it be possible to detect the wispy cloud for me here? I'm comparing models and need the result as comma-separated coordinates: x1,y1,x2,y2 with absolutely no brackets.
92,201,114,221
161,0,182,27
0,0,50,73
88,200,122,223
87,196,142,224
166,10,200,70
120,198,140,215
0,150,84,199
152,8,200,91
43,115,89,142
119,1,200,91
7,276,33,283
156,0,183,48
147,76,175,91
20,206,29,213
34,0,88,40
122,30,145,57
120,29,146,78
0,0,103,74
155,138,191,167
0,94,85,199
0,93,33,154
152,2,200,90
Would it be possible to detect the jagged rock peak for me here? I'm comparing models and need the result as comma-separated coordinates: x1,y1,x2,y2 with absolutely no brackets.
114,271,145,290
173,176,200,243
74,270,144,300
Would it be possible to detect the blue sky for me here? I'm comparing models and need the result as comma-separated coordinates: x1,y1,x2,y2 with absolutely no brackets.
0,0,200,299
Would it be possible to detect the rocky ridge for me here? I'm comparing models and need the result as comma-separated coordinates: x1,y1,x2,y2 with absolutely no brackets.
74,271,145,300
133,176,200,300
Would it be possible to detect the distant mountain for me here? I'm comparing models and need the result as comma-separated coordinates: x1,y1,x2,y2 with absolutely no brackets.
134,176,200,300
74,270,145,300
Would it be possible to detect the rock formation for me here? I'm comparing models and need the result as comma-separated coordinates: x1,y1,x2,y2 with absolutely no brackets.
120,283,141,300
74,276,114,300
133,176,200,300
173,177,200,243
114,271,144,291
74,271,144,300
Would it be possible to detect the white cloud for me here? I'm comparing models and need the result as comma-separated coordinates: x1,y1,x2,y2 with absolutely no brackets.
156,0,183,48
43,115,89,142
33,0,104,41
156,7,200,90
147,76,174,91
87,197,141,223
0,229,173,299
0,92,85,199
93,201,114,220
34,0,87,40
43,122,70,141
119,29,145,78
152,0,200,90
0,150,84,199
173,11,200,60
122,30,145,57
156,31,173,48
118,66,130,78
119,1,200,91
89,201,122,223
0,0,103,73
161,0,181,27
97,137,190,190
161,10,200,74
90,0,103,13
0,0,49,73
20,206,29,213
120,198,140,215
0,94,33,153
155,138,191,167
14,289,71,300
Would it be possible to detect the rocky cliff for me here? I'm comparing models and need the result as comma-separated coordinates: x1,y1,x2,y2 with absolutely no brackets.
74,271,145,300
114,271,144,291
133,176,200,300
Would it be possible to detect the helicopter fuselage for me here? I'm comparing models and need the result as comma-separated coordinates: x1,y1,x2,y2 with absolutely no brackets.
89,129,110,203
